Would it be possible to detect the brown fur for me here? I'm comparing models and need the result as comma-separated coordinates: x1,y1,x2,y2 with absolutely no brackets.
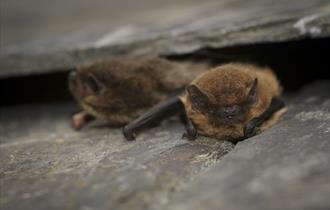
69,57,209,126
181,63,284,141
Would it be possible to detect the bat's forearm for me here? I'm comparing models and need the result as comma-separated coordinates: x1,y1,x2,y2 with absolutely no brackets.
244,97,285,138
254,97,285,126
123,96,184,141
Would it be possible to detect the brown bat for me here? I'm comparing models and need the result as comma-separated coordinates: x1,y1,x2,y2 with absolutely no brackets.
123,63,286,142
69,57,210,129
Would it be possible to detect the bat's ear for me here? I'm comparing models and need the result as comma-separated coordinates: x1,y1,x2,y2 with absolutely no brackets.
187,85,210,113
247,78,258,105
84,73,105,94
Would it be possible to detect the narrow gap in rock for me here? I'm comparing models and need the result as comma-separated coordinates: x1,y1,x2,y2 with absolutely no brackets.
1,71,72,106
1,37,329,107
165,37,330,91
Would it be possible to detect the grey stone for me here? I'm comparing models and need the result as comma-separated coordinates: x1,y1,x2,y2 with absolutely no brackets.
0,103,234,210
162,81,330,210
1,0,329,78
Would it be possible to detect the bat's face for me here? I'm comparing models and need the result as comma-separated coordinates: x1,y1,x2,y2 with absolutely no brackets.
68,71,126,124
186,69,258,127
68,61,151,125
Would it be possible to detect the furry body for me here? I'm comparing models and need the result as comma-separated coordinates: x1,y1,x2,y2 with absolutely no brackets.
180,63,285,141
69,57,209,127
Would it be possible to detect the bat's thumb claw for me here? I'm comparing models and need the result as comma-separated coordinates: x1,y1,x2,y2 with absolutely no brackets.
244,122,256,138
122,126,136,141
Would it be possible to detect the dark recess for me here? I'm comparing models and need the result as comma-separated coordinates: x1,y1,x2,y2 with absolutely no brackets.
166,37,330,90
1,38,329,106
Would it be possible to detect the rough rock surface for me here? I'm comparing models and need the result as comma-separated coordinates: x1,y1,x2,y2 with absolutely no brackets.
0,104,234,210
1,0,329,78
1,81,329,210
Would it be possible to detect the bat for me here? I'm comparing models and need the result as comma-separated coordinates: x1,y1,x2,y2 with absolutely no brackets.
69,57,210,129
123,63,286,142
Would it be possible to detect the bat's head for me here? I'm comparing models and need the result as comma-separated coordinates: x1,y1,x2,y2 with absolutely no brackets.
186,67,258,126
68,60,156,124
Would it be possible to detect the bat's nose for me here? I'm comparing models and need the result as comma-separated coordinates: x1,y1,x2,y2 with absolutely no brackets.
223,106,239,119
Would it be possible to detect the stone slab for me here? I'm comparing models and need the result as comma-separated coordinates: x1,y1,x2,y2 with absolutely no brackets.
0,0,329,78
0,103,234,210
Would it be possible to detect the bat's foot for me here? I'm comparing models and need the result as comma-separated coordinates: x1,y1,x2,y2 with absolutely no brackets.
182,133,197,141
122,126,136,141
243,120,258,138
182,132,197,141
72,112,94,130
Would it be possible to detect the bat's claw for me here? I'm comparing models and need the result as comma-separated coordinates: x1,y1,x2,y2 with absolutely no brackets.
244,121,257,138
182,132,197,141
182,118,198,141
122,126,136,141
